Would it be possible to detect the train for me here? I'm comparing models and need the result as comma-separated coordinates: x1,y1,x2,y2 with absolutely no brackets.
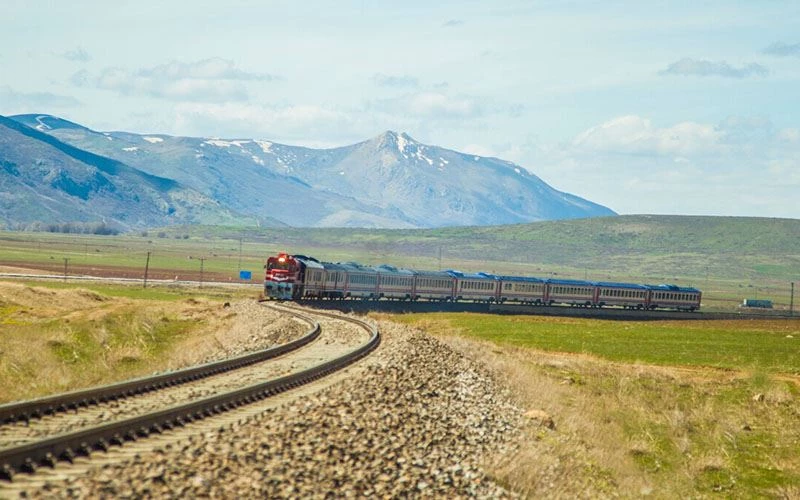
264,252,702,311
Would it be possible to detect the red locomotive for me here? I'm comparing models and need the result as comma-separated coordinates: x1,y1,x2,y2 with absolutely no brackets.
263,253,303,300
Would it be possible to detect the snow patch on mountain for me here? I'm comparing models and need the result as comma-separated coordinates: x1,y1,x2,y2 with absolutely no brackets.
204,139,250,148
396,132,409,154
143,137,164,144
255,140,273,154
34,116,52,131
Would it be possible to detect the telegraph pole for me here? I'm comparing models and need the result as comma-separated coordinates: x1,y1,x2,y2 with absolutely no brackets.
791,282,795,316
189,256,206,288
143,251,151,288
238,237,243,273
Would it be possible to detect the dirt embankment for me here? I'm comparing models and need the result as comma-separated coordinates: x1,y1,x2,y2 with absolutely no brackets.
0,281,303,403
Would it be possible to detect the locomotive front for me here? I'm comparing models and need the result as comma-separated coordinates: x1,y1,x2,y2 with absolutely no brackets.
264,253,302,300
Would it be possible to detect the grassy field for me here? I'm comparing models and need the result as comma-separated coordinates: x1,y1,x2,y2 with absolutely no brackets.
390,313,800,374
1,213,798,496
384,312,800,497
2,214,798,311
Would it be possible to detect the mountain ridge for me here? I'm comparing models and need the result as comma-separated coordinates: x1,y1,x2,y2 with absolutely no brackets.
0,115,255,229
5,114,616,229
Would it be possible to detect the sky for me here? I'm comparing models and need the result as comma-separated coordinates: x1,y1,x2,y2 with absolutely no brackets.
2,0,799,219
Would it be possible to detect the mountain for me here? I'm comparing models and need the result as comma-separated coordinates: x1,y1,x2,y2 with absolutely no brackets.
297,131,614,226
7,114,616,228
0,115,253,230
10,115,408,228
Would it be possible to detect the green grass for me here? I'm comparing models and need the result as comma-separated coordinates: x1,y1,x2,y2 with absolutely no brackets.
404,312,800,496
392,313,800,374
44,312,195,368
1,214,798,310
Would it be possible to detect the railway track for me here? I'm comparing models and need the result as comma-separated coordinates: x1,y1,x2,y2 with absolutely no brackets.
0,303,379,486
297,298,793,321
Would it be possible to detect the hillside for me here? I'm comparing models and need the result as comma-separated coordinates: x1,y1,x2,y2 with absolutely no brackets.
0,116,255,230
158,215,800,282
9,114,615,228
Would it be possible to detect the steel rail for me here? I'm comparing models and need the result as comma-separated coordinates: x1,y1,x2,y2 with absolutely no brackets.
0,304,320,424
0,306,379,481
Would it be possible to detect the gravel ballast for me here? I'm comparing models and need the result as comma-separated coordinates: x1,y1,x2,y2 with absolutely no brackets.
29,319,524,498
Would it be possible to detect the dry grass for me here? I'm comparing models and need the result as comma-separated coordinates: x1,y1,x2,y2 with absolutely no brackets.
0,281,275,402
425,331,800,498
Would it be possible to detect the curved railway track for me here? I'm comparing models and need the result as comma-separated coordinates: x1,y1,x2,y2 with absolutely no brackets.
0,303,380,483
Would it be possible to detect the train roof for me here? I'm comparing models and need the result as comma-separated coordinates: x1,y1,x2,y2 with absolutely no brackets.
495,275,545,283
594,281,648,289
293,256,324,269
410,269,455,278
375,264,415,276
645,284,702,293
546,278,594,286
322,262,379,273
446,270,497,280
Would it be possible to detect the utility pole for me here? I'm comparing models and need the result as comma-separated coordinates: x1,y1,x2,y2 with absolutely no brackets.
791,282,795,316
143,251,151,288
189,256,206,288
63,258,70,282
238,237,243,273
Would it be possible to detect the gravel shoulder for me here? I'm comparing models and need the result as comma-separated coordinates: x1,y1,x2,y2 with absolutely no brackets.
10,312,524,498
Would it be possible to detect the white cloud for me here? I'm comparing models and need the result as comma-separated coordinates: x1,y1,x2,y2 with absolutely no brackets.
0,85,81,111
371,91,487,120
460,143,497,158
763,41,800,58
143,58,275,81
659,58,768,78
442,19,464,27
372,74,419,88
170,102,355,146
61,47,90,62
518,115,799,218
777,128,800,143
75,58,280,102
571,115,724,156
409,92,478,117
